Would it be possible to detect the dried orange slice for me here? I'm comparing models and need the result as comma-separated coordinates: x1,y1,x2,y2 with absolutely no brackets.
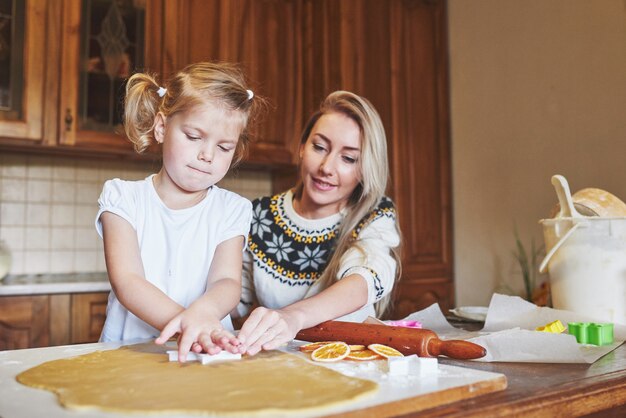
298,341,338,352
348,344,366,352
311,342,350,362
346,349,382,361
368,343,404,358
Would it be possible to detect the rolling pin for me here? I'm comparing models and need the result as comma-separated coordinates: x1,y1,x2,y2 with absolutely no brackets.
296,320,486,360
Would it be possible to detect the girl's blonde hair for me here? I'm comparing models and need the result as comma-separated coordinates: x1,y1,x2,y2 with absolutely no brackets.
124,62,259,166
294,91,402,317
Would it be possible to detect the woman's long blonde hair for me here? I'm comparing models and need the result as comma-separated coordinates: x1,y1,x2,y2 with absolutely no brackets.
294,91,402,317
123,62,260,166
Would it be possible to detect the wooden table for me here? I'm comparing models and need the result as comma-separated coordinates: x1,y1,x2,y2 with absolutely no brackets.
414,343,626,417
2,336,624,417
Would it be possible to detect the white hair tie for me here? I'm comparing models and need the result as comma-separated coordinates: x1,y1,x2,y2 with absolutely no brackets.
157,87,167,98
246,89,254,100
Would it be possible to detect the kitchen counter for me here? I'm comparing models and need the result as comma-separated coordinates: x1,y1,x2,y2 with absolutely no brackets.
0,273,110,296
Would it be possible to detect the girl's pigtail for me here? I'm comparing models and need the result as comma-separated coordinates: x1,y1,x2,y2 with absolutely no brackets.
124,73,162,153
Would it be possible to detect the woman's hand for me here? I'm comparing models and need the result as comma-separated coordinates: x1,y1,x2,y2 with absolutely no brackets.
237,307,305,355
155,309,243,362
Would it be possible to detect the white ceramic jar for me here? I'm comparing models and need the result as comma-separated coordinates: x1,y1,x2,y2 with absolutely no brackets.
0,239,12,280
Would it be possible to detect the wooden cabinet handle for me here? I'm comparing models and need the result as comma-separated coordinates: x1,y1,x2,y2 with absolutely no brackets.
64,108,73,131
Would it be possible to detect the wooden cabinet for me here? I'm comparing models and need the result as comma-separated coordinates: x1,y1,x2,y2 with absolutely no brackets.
0,292,108,350
58,0,164,153
1,0,298,164
300,0,454,317
0,0,164,157
300,0,394,126
0,1,453,314
164,0,303,166
0,0,46,143
177,0,454,312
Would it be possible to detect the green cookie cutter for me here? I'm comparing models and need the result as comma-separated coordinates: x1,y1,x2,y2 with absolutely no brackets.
568,322,614,345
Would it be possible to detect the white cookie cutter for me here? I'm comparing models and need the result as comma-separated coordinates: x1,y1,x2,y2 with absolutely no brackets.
166,350,241,365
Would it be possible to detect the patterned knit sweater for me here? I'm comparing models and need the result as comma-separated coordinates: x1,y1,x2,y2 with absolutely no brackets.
235,190,400,322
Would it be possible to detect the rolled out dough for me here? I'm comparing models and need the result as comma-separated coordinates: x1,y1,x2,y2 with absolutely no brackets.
16,344,377,416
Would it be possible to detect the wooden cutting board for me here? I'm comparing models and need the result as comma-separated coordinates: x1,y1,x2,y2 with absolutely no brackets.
0,341,507,417
321,352,507,417
329,372,507,417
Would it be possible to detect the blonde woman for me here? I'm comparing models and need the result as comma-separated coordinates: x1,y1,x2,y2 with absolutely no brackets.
96,62,260,361
234,91,402,355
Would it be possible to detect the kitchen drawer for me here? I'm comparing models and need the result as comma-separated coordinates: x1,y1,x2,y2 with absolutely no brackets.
0,292,108,350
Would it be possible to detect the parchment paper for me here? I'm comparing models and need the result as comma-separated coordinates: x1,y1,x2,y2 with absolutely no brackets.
401,293,626,364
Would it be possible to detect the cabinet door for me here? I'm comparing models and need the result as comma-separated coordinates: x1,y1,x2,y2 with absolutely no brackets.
387,0,454,316
172,0,301,166
0,295,49,349
302,0,453,317
391,279,454,320
71,292,108,344
58,0,162,153
0,0,46,142
301,0,393,125
243,0,302,165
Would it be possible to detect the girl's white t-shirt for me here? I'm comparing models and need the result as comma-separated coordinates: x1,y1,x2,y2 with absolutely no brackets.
95,175,252,342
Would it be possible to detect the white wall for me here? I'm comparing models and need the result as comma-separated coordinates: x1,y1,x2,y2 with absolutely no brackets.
448,0,626,305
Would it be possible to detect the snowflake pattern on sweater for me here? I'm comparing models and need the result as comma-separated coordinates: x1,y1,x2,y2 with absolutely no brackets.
247,192,396,288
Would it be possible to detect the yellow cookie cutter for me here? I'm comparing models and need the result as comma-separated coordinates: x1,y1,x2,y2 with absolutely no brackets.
536,320,566,333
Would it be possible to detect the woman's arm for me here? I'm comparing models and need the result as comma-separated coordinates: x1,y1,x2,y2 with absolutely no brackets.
238,274,368,355
238,210,400,355
101,212,185,329
156,236,245,361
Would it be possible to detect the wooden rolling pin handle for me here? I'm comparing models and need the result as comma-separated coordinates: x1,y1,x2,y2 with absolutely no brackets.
427,338,487,360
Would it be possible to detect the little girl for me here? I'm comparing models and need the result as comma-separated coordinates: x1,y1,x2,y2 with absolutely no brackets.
95,62,258,361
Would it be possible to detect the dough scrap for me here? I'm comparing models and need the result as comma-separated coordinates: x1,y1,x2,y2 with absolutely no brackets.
16,344,378,416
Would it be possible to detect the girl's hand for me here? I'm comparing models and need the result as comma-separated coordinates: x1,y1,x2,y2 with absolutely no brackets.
194,328,244,355
155,310,243,362
237,307,304,355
